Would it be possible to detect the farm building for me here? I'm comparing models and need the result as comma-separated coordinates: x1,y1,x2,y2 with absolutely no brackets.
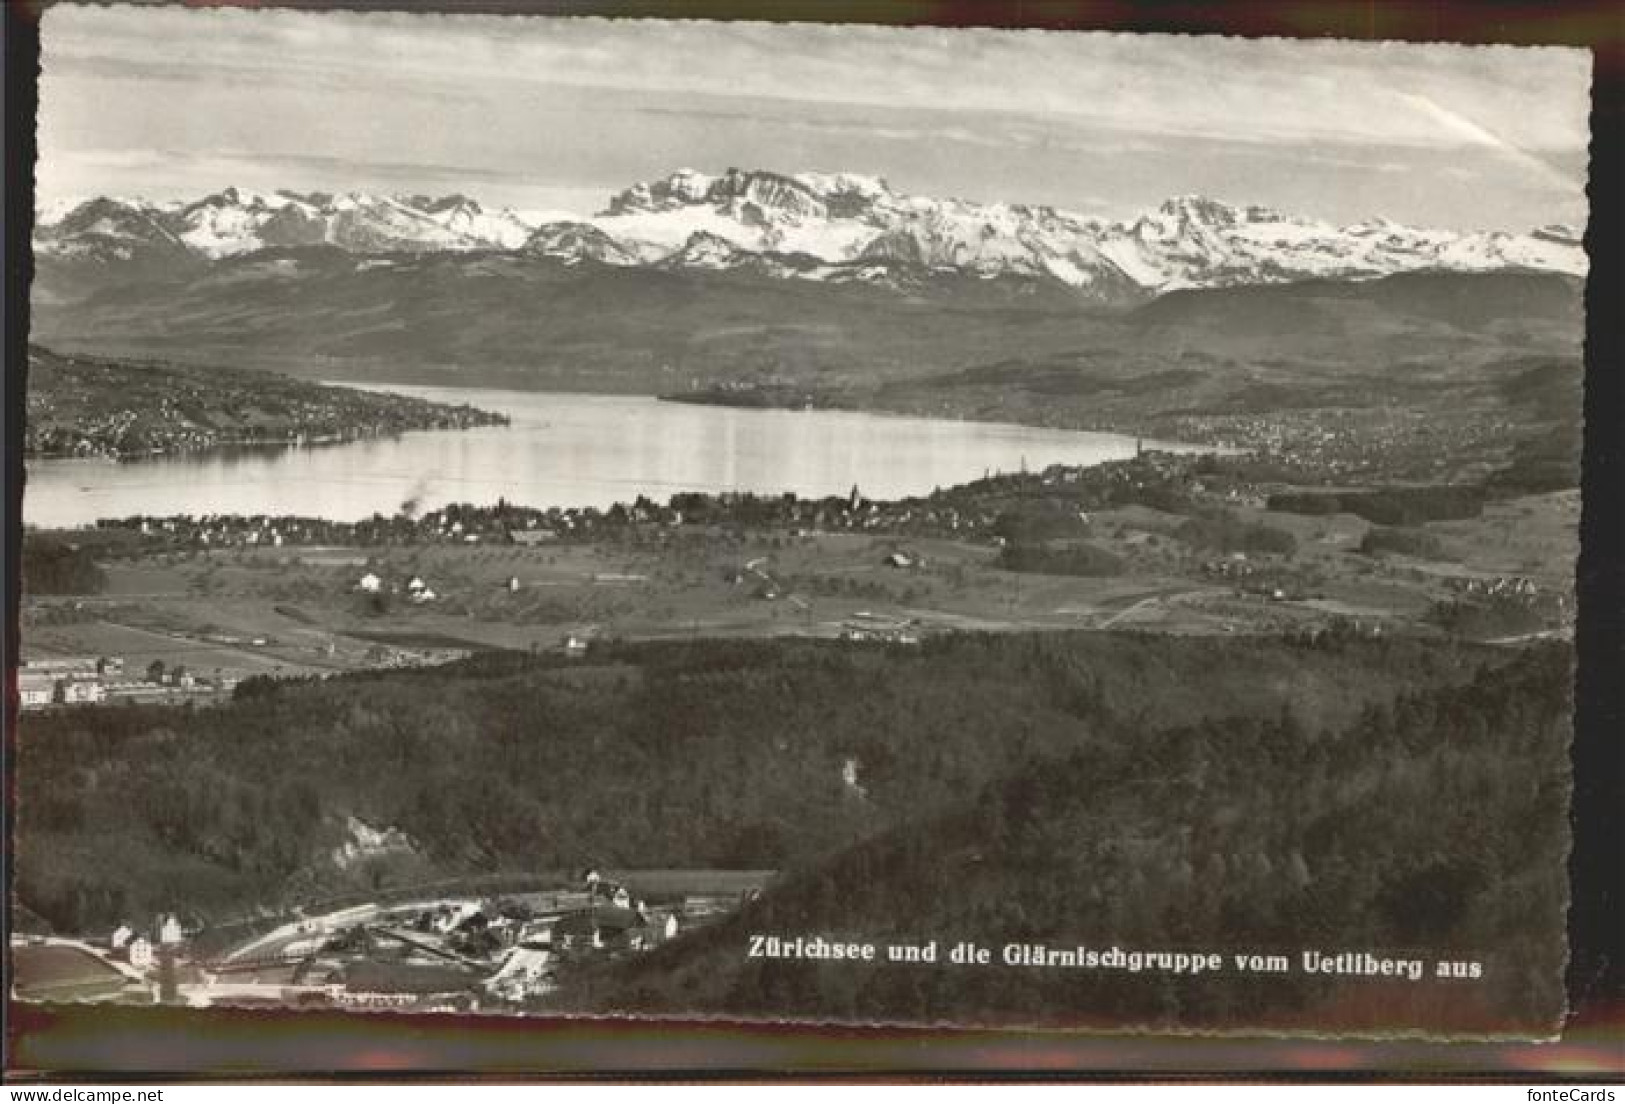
126,936,154,970
551,906,649,952
59,679,107,705
18,673,55,710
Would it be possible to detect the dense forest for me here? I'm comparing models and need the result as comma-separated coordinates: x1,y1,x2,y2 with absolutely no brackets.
19,534,108,595
561,644,1571,1035
17,631,1551,954
1267,486,1486,526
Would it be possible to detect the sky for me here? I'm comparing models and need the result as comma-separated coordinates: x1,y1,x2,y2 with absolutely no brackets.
36,5,1592,230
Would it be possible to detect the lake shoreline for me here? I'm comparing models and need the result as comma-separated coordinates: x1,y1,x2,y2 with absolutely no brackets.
23,346,510,464
24,341,1198,450
343,379,1214,450
656,386,1211,448
25,388,1186,529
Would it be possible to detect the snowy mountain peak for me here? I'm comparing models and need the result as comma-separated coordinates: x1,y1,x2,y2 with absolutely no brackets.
793,171,894,200
49,197,183,244
733,170,830,223
35,173,1587,296
33,196,194,265
667,168,716,198
524,220,642,266
414,193,482,216
189,186,300,212
1157,194,1242,226
36,188,548,258
603,168,718,216
662,230,748,269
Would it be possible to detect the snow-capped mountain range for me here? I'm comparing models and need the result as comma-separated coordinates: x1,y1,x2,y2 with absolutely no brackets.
35,169,1585,299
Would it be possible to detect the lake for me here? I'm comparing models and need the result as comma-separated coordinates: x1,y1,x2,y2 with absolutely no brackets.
24,386,1195,528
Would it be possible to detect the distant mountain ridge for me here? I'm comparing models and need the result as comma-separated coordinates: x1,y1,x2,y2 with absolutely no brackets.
35,168,1585,303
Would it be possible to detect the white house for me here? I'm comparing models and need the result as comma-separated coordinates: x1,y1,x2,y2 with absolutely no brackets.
159,915,183,945
127,936,154,970
60,680,106,705
357,572,382,593
18,674,54,710
110,924,134,950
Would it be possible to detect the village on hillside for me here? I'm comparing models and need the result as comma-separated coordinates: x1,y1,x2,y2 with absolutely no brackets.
19,450,1575,711
10,870,756,1012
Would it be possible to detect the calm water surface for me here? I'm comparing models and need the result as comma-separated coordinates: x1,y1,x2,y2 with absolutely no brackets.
25,386,1193,528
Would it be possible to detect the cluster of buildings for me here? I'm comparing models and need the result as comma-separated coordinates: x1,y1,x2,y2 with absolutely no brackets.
1440,574,1571,630
10,871,736,1013
25,403,145,460
357,570,439,604
26,348,509,462
1157,408,1509,482
1197,553,1325,598
28,396,338,461
17,654,237,711
835,610,923,645
89,453,1220,555
290,890,682,1011
15,638,479,717
153,875,718,1012
1445,574,1544,601
9,914,193,1006
359,643,472,669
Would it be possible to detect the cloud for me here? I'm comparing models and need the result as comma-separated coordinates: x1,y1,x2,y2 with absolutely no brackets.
35,5,1590,229
43,6,1591,151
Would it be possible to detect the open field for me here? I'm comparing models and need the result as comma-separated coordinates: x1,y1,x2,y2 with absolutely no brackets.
20,488,1576,689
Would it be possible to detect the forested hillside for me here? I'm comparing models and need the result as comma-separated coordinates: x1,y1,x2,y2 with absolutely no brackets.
19,533,108,595
23,345,505,460
563,644,1572,1035
15,632,1522,938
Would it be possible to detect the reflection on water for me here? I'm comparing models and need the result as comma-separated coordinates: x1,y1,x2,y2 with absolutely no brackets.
25,386,1189,528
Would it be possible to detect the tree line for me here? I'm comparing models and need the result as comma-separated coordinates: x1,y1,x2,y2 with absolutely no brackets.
15,630,1536,952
